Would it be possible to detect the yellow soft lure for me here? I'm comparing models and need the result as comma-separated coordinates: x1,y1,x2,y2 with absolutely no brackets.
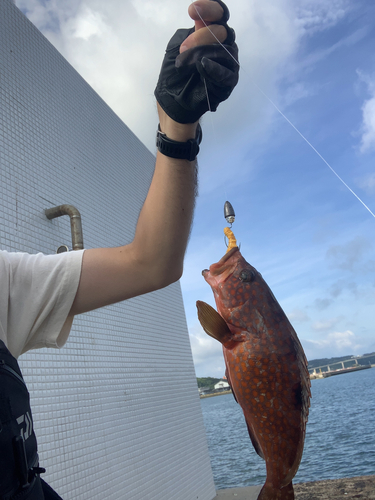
224,227,237,253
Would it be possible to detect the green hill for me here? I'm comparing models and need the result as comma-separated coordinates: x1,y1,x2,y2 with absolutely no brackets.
197,377,222,390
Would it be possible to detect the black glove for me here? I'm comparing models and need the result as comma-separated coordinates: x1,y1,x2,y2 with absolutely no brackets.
154,0,239,124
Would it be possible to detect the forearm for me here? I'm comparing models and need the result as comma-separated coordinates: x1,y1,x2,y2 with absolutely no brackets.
130,109,199,288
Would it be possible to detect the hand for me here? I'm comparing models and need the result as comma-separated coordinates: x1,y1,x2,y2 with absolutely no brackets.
183,1,232,52
154,0,239,124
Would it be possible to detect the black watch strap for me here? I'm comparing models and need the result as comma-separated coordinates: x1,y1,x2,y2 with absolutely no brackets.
156,123,202,161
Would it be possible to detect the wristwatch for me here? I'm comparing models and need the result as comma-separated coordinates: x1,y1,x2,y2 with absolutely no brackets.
156,123,202,161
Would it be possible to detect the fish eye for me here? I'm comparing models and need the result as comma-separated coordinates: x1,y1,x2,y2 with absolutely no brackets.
239,269,254,282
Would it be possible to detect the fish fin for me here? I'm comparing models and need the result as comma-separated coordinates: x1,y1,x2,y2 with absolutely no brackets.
225,367,238,404
196,301,231,344
257,481,294,500
246,421,265,460
287,323,311,422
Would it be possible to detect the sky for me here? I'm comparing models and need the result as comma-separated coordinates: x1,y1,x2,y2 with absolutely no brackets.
15,0,375,377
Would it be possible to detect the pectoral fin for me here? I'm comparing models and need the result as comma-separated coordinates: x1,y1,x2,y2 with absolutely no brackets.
225,367,238,404
196,301,232,344
246,421,265,460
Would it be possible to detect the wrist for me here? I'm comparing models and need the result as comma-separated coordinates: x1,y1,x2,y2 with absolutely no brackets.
157,104,198,142
156,123,202,162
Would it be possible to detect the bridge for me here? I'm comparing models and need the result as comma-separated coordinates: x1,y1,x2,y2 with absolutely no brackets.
309,353,375,378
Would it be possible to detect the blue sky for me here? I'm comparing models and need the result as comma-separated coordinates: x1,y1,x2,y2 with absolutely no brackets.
16,0,375,377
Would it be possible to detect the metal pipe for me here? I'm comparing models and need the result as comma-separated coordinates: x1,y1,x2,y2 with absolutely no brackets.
45,204,84,250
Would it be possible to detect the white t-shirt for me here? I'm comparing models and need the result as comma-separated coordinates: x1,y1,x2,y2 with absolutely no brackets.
0,250,84,358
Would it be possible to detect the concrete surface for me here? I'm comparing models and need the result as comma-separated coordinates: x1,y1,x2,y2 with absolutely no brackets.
215,485,262,499
293,476,375,499
215,475,375,499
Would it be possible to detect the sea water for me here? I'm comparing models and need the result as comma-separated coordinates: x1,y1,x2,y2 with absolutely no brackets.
200,366,375,489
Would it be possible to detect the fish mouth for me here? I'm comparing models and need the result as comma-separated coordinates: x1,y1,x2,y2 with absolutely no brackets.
201,247,240,280
219,246,239,263
210,247,239,275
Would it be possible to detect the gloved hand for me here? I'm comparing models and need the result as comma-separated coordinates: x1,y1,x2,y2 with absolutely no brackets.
154,0,239,124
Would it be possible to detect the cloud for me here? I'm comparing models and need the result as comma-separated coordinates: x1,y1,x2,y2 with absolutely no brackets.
302,330,366,360
287,308,309,323
68,6,106,41
131,0,172,24
16,0,79,32
281,82,319,108
356,173,375,196
188,323,225,377
360,97,375,153
294,0,350,36
314,298,333,310
329,279,358,298
293,27,368,77
357,71,375,153
312,318,341,331
326,236,371,271
327,330,356,349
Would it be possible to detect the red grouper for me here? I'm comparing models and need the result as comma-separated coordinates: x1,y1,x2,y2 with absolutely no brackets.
196,228,311,500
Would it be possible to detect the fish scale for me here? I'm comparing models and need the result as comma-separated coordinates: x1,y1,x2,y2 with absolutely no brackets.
197,234,311,500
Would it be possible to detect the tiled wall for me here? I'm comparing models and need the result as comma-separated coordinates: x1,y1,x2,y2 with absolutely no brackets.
0,1,215,498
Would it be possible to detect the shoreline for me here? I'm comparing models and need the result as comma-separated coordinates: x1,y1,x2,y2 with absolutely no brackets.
200,390,232,399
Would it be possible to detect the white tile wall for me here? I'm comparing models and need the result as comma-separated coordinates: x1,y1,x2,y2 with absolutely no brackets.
0,1,216,498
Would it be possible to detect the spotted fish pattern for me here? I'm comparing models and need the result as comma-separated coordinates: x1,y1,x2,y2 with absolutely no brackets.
197,246,311,500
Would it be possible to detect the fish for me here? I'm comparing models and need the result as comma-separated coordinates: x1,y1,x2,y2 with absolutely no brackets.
196,232,311,500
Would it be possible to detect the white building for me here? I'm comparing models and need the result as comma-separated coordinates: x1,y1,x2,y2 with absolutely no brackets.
0,2,215,499
214,380,230,390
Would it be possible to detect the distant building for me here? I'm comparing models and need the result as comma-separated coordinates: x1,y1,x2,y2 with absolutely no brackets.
198,387,210,395
214,380,230,390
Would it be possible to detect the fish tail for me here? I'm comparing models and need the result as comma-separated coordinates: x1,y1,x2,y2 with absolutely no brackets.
257,481,294,500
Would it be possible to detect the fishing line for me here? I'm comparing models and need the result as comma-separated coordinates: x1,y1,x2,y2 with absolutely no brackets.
203,76,219,141
203,77,212,112
191,2,375,220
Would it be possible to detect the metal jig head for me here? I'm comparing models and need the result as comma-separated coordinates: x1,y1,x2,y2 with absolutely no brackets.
224,201,235,226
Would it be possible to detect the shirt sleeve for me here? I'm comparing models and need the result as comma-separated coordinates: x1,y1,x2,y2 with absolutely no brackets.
3,250,84,358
